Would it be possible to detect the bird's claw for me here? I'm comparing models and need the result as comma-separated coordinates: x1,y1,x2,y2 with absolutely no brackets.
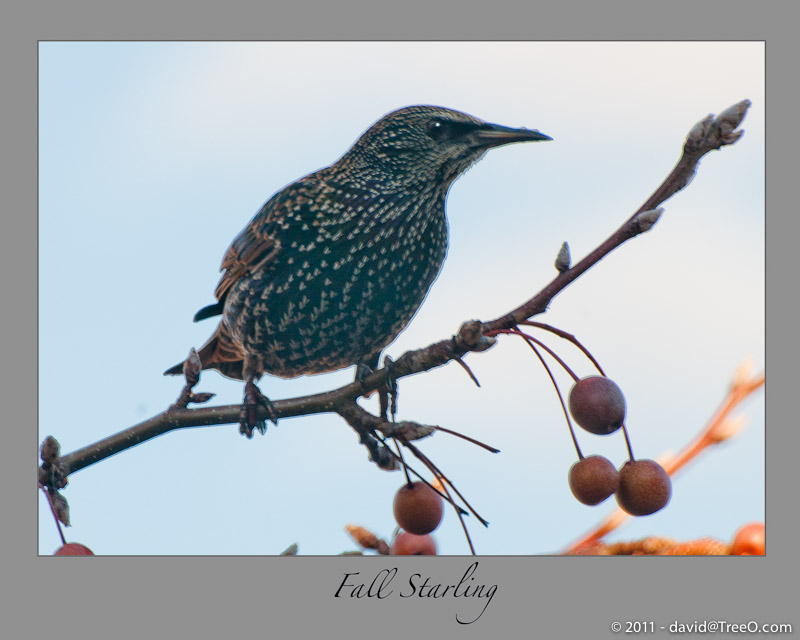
239,381,277,438
355,363,373,390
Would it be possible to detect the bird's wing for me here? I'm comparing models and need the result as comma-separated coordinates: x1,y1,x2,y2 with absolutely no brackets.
213,210,281,301
212,174,368,302
210,169,320,304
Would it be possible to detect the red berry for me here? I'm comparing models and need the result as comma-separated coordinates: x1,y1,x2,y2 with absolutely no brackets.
54,543,94,556
615,459,671,516
568,376,626,435
393,481,444,535
568,455,620,505
390,531,437,555
731,522,765,555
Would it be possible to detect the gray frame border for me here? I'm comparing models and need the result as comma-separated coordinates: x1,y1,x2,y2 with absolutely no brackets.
7,1,788,638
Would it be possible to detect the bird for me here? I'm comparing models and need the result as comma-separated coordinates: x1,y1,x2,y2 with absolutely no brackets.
165,105,551,436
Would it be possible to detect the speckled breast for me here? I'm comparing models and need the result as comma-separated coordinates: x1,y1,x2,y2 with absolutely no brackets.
223,199,449,379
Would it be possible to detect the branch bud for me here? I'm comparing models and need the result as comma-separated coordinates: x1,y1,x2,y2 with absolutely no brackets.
387,421,435,441
51,491,71,527
730,357,754,391
716,99,751,144
345,524,383,551
182,348,202,386
554,241,571,273
40,436,60,464
686,115,713,150
456,320,496,352
189,392,216,404
709,415,746,443
686,100,751,152
631,207,664,234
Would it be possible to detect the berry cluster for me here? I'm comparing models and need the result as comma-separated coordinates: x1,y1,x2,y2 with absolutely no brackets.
485,325,672,519
568,376,671,516
351,328,676,556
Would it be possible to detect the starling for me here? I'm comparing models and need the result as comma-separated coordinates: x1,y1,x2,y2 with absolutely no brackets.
165,105,551,436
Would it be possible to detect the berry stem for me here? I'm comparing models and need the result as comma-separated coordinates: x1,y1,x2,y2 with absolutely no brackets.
621,424,635,460
520,321,607,376
518,333,584,459
392,439,413,486
484,328,580,382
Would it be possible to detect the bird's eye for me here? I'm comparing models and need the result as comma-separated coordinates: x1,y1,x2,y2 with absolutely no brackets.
426,119,447,140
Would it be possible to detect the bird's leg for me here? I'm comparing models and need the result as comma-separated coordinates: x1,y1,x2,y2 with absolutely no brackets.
240,359,277,438
353,352,398,422
383,355,398,422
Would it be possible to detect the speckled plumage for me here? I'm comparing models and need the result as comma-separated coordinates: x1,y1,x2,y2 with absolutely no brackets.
165,105,549,431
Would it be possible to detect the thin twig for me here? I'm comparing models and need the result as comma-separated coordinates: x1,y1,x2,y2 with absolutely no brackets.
433,468,476,555
377,439,469,517
453,355,481,387
403,441,489,528
432,426,500,453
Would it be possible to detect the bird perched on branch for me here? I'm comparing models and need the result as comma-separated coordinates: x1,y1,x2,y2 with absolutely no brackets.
165,105,551,436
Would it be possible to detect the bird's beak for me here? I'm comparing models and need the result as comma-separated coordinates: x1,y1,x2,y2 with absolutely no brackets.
467,122,552,147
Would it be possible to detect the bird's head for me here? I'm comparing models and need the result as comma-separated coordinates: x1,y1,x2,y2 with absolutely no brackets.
336,105,552,189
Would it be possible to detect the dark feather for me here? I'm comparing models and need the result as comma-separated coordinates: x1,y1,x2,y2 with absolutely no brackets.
193,301,224,322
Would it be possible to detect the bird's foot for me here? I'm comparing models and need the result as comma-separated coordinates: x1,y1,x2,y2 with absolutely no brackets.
240,381,277,438
354,357,397,421
355,363,373,389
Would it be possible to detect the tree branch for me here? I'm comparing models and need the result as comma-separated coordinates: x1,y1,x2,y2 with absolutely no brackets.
46,100,751,483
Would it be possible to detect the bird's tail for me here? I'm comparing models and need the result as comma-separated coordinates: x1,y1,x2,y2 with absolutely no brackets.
163,323,246,380
193,301,224,322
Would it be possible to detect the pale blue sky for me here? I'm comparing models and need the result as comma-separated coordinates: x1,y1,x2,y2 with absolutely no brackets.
39,42,764,555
